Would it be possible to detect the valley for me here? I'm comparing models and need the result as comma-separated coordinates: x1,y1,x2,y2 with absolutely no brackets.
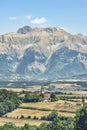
0,80,87,127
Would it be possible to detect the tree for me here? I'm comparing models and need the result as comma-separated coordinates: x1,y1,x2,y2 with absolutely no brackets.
4,122,16,129
47,110,58,121
5,100,15,111
22,124,30,130
0,89,21,117
24,94,43,102
27,115,31,119
75,104,87,130
38,123,48,130
0,105,5,116
20,115,24,119
49,117,62,130
50,93,58,102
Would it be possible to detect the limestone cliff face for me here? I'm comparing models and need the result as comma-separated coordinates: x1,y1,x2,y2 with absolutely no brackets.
0,26,87,80
17,26,32,34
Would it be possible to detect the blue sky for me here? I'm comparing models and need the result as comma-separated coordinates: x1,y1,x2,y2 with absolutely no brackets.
0,0,87,35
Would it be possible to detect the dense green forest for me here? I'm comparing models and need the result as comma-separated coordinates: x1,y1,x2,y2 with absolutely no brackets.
0,89,21,116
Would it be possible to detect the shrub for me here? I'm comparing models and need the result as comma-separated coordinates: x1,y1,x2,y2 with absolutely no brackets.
33,116,39,120
27,115,31,119
41,116,47,120
20,115,24,119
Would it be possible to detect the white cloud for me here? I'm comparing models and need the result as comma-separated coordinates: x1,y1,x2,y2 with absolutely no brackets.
9,16,17,20
31,17,46,24
25,15,32,20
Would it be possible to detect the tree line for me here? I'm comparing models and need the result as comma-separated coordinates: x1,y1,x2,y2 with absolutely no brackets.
0,89,21,116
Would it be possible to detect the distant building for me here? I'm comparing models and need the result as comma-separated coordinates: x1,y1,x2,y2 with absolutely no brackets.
44,93,51,102
40,86,45,94
40,86,51,102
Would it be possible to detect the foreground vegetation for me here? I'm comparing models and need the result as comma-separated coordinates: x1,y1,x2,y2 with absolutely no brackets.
0,89,21,116
1,104,87,130
0,104,87,130
0,111,74,130
0,88,87,129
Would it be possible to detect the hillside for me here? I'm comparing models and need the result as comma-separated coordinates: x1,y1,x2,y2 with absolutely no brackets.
0,26,87,80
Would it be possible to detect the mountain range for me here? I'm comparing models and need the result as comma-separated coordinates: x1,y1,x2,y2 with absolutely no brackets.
0,26,87,81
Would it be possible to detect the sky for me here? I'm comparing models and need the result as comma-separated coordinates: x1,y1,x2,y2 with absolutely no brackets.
0,0,87,35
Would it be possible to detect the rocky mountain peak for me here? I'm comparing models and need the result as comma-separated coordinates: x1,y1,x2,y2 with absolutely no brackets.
17,26,32,34
0,26,87,80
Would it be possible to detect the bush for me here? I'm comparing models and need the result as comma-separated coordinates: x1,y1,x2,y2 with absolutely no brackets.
27,115,31,119
41,116,47,120
24,94,43,103
20,115,24,119
47,110,58,121
33,116,39,120
50,93,58,102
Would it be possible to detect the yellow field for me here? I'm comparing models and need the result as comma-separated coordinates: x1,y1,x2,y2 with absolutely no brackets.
58,112,75,117
19,100,81,117
5,108,51,119
50,83,78,88
0,86,41,93
0,118,47,126
0,88,26,92
21,100,81,112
